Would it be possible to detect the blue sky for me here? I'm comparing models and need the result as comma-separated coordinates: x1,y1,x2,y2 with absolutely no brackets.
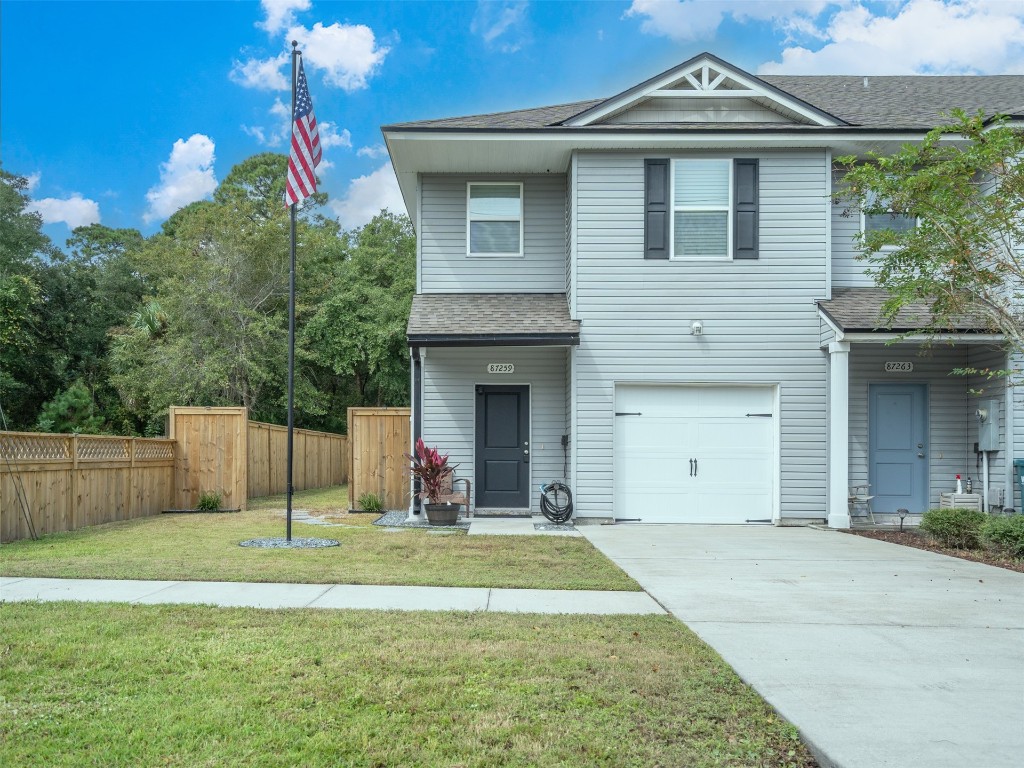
3,0,1022,245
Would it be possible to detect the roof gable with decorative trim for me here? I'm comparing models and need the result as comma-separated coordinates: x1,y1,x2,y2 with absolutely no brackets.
562,53,846,128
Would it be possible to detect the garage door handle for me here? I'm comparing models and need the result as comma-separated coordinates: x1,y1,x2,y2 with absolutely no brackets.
615,412,642,416
746,413,773,417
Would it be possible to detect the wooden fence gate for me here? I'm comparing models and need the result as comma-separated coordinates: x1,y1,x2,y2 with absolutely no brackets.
348,407,410,511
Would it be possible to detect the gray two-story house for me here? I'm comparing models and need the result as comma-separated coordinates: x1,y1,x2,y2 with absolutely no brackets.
384,52,1024,528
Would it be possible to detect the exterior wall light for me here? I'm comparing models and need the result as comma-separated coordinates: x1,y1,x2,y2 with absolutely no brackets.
690,321,703,336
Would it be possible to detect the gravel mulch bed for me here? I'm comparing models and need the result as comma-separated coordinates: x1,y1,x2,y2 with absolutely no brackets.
239,537,340,549
372,510,470,531
843,529,1024,573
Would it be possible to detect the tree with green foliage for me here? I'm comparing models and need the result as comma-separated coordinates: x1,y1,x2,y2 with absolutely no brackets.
835,111,1024,350
0,168,62,426
109,154,343,431
305,210,416,408
35,380,107,434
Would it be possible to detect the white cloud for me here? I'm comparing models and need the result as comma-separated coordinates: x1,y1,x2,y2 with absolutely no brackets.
289,22,389,91
241,124,268,144
759,0,1024,75
29,194,101,229
318,122,352,149
471,1,530,52
329,162,405,230
357,144,388,159
243,99,352,154
144,134,218,223
25,172,41,193
229,53,289,90
625,0,830,43
258,0,310,34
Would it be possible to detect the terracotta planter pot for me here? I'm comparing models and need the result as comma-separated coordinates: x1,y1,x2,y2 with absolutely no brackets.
424,503,461,526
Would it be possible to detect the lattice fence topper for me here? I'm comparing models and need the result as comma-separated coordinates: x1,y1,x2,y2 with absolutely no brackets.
77,437,130,460
134,440,174,460
0,434,71,460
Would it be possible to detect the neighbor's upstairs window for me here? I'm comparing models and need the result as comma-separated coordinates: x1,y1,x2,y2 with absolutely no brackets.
672,159,731,259
467,182,524,257
863,192,916,243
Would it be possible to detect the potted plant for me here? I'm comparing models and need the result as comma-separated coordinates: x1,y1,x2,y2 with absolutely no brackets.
407,438,460,525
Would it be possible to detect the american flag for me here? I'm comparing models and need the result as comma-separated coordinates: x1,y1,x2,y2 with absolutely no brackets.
285,58,321,207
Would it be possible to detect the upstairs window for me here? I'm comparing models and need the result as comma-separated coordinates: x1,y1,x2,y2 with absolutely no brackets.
672,159,731,259
467,182,523,257
863,192,916,244
645,157,757,261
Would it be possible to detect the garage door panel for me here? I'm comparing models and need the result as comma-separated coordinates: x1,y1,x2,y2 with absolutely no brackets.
615,385,775,524
695,419,771,450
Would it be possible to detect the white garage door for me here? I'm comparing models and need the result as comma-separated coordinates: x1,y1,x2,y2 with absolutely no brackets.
614,385,775,524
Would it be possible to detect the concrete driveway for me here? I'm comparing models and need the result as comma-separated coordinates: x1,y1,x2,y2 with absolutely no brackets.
580,524,1024,768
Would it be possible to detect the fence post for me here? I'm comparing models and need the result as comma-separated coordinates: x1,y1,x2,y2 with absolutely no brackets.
70,433,78,532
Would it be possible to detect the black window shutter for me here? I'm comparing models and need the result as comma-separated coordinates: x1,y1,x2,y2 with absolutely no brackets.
733,159,759,260
644,159,669,260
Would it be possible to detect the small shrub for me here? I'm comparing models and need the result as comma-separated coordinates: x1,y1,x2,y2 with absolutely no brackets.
357,492,384,513
981,515,1024,559
920,507,985,549
196,491,222,511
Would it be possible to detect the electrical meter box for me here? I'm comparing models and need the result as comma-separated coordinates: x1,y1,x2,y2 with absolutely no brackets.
978,398,1000,451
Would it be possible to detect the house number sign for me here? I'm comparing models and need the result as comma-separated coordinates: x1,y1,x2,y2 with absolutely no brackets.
487,363,515,374
884,361,914,373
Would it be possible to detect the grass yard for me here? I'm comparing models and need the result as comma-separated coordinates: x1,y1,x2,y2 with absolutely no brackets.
0,486,639,591
0,602,816,768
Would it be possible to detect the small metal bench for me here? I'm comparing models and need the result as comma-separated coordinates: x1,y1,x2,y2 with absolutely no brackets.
435,475,472,516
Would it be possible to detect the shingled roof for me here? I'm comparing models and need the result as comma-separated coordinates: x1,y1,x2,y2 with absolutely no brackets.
407,293,580,346
385,75,1024,132
817,287,993,333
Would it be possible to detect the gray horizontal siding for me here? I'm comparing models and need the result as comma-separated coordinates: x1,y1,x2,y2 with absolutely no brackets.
421,347,568,513
573,150,830,520
967,346,1011,510
832,174,876,287
1013,354,1024,510
606,96,794,124
420,175,567,293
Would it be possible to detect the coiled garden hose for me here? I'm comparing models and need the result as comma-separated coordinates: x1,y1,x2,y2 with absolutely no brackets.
539,482,573,524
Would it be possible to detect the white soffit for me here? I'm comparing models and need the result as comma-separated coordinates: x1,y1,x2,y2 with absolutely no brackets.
563,54,844,128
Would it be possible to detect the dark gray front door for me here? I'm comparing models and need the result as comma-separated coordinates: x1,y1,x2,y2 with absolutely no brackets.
869,383,929,513
475,385,529,508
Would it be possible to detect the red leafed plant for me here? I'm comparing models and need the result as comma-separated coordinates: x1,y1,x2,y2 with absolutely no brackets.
407,438,456,503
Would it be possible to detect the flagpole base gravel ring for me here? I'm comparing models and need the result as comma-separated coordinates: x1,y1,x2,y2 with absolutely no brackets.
239,537,340,549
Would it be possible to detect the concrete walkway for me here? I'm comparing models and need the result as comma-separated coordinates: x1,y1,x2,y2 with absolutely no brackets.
0,576,663,615
580,524,1024,768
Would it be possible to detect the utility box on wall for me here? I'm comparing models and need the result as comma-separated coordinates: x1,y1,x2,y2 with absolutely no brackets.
978,399,1000,451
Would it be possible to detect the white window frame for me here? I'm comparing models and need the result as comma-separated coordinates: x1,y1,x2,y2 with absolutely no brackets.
670,158,733,261
860,193,917,250
466,181,524,258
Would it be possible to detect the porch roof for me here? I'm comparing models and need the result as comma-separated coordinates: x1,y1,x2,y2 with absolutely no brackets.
407,293,580,347
817,287,992,334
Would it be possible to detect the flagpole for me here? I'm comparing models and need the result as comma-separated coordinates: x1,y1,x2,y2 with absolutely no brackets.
286,40,299,542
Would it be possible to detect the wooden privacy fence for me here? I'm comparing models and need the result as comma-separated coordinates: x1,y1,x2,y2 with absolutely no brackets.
1,432,174,543
348,407,410,511
247,421,347,498
2,407,382,542
168,407,348,510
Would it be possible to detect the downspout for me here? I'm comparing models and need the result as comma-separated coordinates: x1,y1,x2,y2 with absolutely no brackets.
412,346,423,515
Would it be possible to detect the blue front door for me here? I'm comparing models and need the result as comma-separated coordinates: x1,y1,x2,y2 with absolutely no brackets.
869,383,929,513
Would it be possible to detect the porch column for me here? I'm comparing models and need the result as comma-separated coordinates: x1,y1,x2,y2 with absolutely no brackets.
828,341,851,528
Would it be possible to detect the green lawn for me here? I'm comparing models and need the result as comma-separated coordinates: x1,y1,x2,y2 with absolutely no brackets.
0,486,639,591
0,602,816,768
